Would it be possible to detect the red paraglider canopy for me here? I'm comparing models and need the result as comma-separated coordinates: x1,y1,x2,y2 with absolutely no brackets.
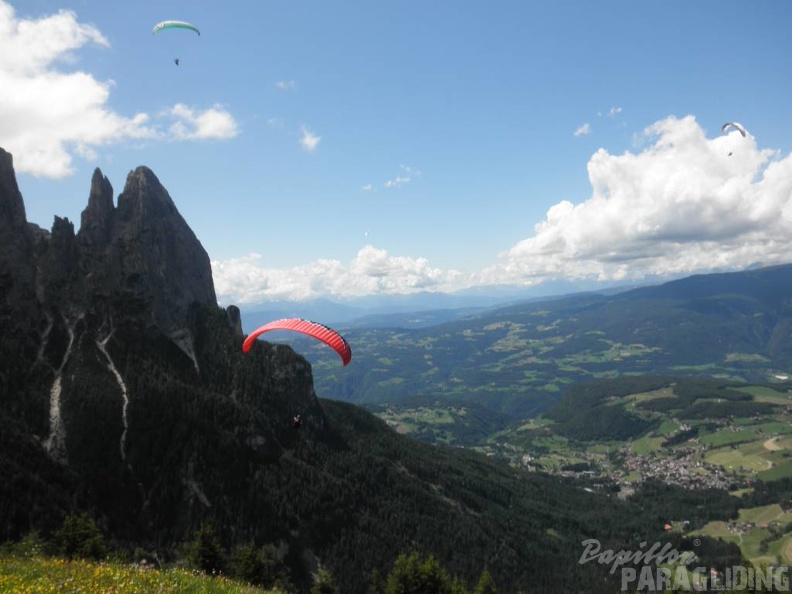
242,318,352,366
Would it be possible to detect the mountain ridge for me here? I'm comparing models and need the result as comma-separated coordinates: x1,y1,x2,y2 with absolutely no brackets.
300,263,792,418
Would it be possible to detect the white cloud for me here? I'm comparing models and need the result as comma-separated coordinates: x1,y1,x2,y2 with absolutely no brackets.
485,114,791,284
267,117,284,128
212,246,466,303
300,126,321,152
165,103,238,140
274,80,296,90
361,183,374,192
384,164,420,188
598,106,623,118
574,123,592,137
0,1,240,179
214,115,792,300
0,1,108,75
0,1,158,178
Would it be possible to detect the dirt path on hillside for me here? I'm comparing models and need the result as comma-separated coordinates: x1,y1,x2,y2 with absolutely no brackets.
764,437,783,451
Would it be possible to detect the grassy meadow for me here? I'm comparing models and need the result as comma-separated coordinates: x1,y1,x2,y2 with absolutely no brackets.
0,556,273,594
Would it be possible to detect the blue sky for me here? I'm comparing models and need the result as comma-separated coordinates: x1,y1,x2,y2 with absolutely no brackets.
3,0,792,305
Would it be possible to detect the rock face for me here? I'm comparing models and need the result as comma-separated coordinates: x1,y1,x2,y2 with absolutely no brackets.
79,168,114,248
0,148,39,320
21,164,218,334
93,166,217,333
0,147,320,548
0,156,218,337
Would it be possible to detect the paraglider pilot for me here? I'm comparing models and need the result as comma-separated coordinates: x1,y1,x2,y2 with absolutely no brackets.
293,415,302,429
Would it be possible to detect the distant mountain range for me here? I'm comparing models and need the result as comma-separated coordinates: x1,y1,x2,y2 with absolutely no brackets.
290,264,792,417
237,281,643,330
238,268,779,333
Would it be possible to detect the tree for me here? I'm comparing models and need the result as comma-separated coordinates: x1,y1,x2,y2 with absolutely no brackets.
369,568,384,594
474,570,497,594
385,552,423,594
187,523,226,575
231,541,293,591
451,575,469,594
6,530,48,558
312,567,339,594
53,513,106,560
385,553,454,594
421,556,453,594
231,541,262,583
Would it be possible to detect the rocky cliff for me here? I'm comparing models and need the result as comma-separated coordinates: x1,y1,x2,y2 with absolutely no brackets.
0,147,321,543
0,149,40,325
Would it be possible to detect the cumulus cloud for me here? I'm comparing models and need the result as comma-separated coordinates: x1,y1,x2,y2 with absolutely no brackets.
165,103,238,140
485,115,792,284
274,80,296,90
0,1,239,179
300,126,321,152
0,1,159,177
361,183,374,192
212,246,466,303
214,115,792,300
574,123,592,137
384,164,420,188
0,1,108,75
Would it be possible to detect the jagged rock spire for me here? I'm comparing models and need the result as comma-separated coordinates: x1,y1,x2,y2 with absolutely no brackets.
0,148,38,316
106,166,217,332
0,148,27,229
79,168,114,247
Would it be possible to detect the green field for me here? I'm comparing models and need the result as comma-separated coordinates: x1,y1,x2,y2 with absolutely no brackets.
738,504,790,525
730,488,754,498
735,386,792,405
702,433,792,477
630,435,665,454
751,422,792,435
0,556,270,594
699,430,757,447
381,408,455,426
759,460,792,481
655,420,680,436
378,407,456,438
516,417,555,431
706,447,773,473
694,521,734,539
694,505,792,567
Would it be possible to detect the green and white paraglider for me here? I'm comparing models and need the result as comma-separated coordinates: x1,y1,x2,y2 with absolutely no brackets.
152,21,200,65
152,20,201,36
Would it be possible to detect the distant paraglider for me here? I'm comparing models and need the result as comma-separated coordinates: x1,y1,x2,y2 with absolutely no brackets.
722,122,747,157
152,21,200,65
242,318,353,366
721,122,747,137
152,20,201,36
